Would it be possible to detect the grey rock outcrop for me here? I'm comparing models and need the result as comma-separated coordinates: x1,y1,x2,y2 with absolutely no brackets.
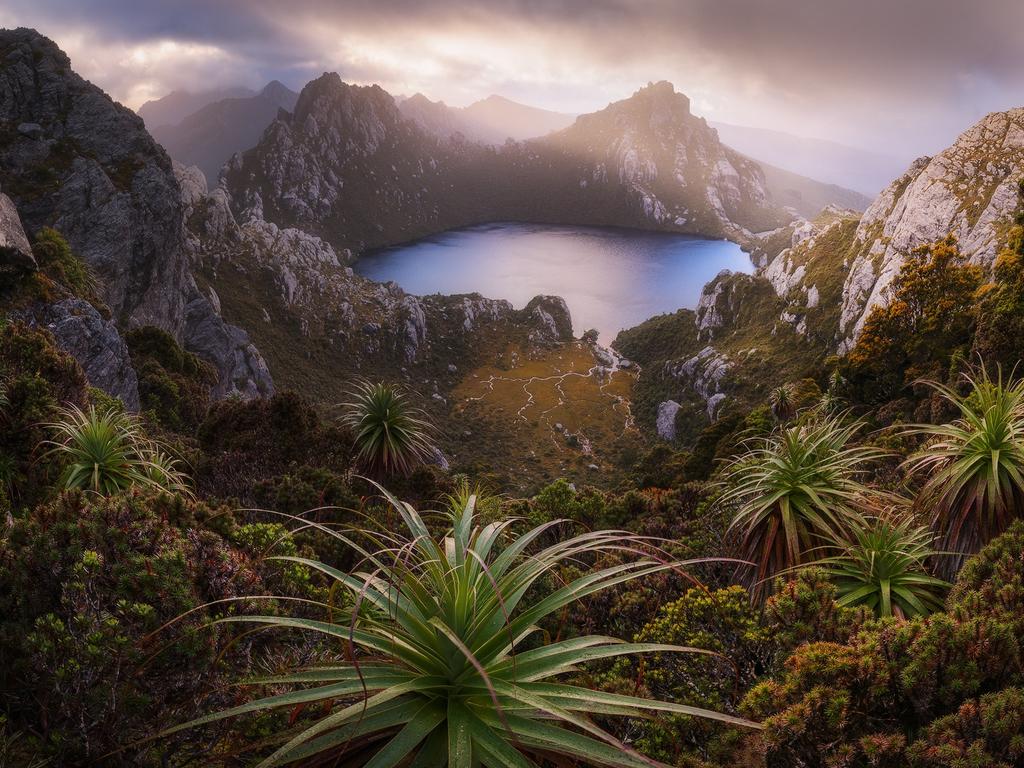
0,28,271,399
665,345,732,419
840,109,1024,348
524,295,574,344
0,191,35,276
656,400,682,440
29,299,140,410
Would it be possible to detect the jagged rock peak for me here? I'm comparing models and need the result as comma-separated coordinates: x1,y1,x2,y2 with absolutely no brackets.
292,73,400,128
260,80,293,100
0,27,273,400
575,80,692,132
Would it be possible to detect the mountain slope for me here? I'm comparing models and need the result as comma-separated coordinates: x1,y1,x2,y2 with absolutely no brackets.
758,160,872,218
398,92,576,144
138,85,255,128
226,76,792,255
839,108,1024,348
399,91,868,219
151,81,299,182
0,28,271,399
462,94,575,140
711,120,905,196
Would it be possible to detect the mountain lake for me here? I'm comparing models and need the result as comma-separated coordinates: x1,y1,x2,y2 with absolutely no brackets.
355,222,753,343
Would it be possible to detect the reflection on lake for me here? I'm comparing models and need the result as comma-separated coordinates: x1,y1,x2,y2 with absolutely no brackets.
355,222,752,343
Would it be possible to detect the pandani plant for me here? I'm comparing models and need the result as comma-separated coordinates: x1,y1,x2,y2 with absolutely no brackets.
157,486,759,767
902,366,1024,577
719,413,887,600
811,504,949,619
340,381,436,478
44,403,190,496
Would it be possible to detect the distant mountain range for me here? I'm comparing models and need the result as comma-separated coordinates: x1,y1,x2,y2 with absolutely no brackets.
138,85,257,128
397,93,575,143
710,121,906,196
148,82,299,182
139,83,870,215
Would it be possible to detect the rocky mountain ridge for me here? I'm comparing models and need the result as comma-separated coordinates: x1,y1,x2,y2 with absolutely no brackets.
224,76,795,258
838,109,1024,349
0,28,272,403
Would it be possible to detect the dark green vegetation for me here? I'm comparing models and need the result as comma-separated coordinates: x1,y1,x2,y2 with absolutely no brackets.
166,488,754,767
8,237,1024,766
340,380,436,477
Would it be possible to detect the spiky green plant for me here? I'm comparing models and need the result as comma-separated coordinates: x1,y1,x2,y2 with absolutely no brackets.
827,369,846,394
814,511,948,618
340,381,435,477
768,383,795,421
902,368,1024,576
44,404,190,496
817,391,843,415
160,488,758,766
720,415,886,599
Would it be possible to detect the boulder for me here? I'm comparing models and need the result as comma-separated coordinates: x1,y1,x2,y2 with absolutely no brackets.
32,299,140,410
656,400,682,441
524,295,574,344
0,192,35,276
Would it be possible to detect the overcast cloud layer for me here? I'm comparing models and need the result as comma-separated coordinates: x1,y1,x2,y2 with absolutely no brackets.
2,0,1023,161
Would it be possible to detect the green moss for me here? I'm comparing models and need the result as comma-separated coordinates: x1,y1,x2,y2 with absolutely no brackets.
31,227,100,306
126,327,218,433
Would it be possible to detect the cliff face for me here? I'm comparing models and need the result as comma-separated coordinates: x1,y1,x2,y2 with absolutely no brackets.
839,109,1024,348
0,28,272,400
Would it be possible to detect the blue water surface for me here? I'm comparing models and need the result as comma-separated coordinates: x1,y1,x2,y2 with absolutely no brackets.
355,222,752,343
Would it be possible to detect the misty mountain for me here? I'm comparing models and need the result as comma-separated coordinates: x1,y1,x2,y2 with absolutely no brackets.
397,92,575,143
757,161,871,217
137,85,255,128
463,94,576,140
399,91,867,216
226,77,791,255
711,120,906,196
150,81,300,182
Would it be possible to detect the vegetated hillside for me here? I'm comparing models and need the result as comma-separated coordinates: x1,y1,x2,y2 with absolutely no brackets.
616,205,861,442
151,81,299,182
635,107,1024,446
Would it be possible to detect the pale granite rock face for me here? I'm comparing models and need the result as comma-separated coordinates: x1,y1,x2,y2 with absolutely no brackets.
656,400,682,440
840,109,1024,348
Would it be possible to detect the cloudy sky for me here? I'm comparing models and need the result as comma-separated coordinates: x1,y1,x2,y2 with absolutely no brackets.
2,0,1023,161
